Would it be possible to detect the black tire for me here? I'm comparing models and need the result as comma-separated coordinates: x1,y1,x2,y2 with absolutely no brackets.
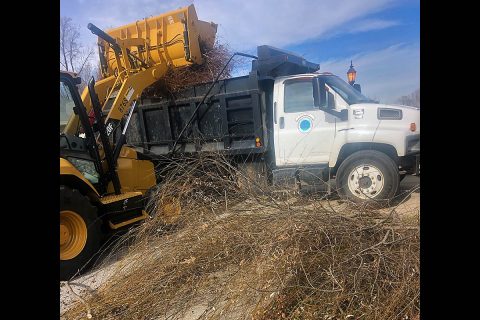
336,150,399,203
60,185,102,281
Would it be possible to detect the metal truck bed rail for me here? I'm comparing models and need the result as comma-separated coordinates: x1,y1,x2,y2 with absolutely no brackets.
125,74,267,156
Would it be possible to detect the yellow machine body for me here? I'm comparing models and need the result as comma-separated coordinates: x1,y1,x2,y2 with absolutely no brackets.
60,158,99,197
61,3,218,203
63,4,217,136
60,147,155,197
61,3,217,227
60,5,216,279
105,146,156,195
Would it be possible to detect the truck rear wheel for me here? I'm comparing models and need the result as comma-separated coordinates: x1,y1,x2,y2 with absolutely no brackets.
336,150,399,203
60,185,101,280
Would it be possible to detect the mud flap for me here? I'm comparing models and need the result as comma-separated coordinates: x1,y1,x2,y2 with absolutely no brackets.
414,154,420,176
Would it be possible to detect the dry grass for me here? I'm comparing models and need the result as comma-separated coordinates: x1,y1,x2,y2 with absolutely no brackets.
63,153,419,320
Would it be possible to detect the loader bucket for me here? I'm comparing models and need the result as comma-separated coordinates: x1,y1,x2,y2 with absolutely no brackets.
98,4,217,77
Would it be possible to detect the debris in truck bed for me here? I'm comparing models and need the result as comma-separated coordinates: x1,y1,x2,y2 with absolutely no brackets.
142,43,235,98
63,154,419,320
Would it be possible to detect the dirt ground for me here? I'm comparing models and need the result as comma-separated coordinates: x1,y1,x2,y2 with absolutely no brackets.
60,177,420,318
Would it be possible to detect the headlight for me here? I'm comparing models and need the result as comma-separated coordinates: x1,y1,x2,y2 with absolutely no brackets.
67,157,99,184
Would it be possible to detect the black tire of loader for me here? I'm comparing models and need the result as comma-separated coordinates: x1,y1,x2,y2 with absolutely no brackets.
336,150,399,204
60,185,102,281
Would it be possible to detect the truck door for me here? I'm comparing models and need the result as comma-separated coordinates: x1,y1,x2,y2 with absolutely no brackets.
273,77,339,167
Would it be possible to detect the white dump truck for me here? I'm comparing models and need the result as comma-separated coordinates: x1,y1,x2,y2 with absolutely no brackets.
124,45,420,202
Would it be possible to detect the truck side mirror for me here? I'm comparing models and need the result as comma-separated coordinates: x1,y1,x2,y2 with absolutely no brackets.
327,91,335,109
316,76,334,109
312,78,326,108
339,108,348,121
314,77,326,108
353,83,361,93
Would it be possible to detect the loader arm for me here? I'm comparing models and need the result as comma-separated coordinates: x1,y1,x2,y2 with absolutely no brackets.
63,4,217,136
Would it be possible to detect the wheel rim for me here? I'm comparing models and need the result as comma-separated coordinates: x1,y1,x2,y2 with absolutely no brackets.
347,164,385,200
60,210,88,260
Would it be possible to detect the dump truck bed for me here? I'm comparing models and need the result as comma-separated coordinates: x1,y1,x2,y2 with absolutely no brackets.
123,45,319,158
125,72,269,156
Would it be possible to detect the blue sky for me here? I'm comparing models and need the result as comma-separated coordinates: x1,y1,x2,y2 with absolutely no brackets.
60,0,419,103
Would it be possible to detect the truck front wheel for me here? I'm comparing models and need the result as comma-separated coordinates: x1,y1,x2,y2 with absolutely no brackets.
336,150,399,203
60,185,101,280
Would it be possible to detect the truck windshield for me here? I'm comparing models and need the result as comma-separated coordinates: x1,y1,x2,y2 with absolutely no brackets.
319,75,377,105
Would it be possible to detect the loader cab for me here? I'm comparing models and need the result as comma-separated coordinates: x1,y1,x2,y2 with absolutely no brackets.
60,71,82,133
60,80,75,133
60,72,103,189
60,72,88,146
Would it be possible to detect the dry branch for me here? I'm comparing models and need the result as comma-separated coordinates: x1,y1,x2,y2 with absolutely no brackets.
142,43,234,99
63,153,419,320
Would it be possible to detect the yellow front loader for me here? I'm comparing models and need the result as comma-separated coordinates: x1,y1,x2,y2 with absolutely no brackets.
60,5,217,280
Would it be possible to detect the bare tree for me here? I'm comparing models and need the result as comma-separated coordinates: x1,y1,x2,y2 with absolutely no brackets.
397,88,420,108
60,17,81,72
60,16,99,89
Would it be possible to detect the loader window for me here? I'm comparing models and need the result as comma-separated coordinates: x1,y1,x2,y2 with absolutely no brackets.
60,81,75,127
284,79,316,113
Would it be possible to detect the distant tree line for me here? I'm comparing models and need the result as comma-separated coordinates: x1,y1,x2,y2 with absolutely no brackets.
396,88,420,108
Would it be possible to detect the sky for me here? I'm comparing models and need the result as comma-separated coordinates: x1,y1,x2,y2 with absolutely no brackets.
60,0,419,103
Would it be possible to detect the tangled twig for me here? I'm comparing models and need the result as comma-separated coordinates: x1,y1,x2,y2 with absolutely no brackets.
61,281,92,319
63,153,419,320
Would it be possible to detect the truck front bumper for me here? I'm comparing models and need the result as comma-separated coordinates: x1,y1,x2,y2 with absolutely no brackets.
399,152,420,176
406,135,420,154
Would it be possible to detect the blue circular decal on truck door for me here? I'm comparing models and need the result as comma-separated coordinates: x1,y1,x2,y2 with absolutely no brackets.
298,117,312,133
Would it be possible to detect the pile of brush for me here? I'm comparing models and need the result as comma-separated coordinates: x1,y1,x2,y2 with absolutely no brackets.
142,43,234,98
63,154,419,320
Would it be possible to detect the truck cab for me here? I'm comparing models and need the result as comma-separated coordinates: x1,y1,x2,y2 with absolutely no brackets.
271,72,420,200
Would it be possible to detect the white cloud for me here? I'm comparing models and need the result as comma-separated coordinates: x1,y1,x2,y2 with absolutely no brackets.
193,0,396,50
349,19,400,33
63,0,397,50
320,43,420,103
313,18,400,41
61,0,417,101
